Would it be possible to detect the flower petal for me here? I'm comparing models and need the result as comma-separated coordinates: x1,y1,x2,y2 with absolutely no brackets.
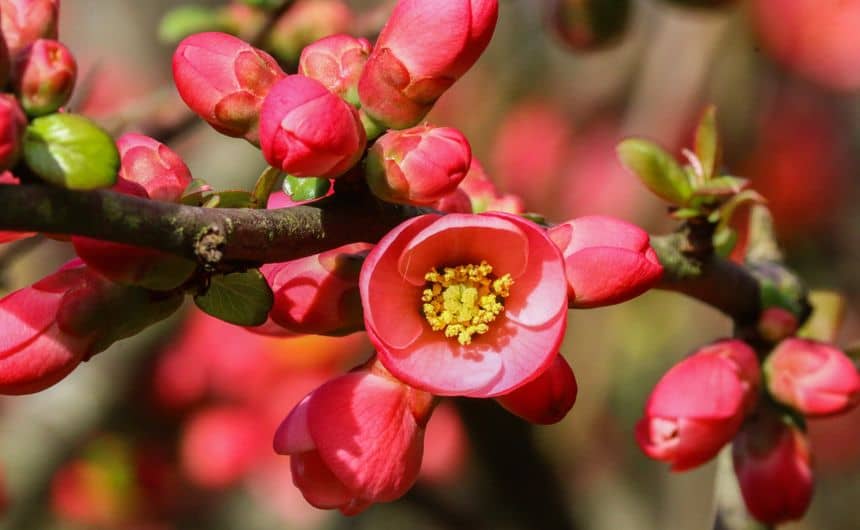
360,215,439,349
274,394,316,455
397,213,528,285
290,451,355,510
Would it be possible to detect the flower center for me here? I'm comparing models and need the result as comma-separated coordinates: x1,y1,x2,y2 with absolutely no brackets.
420,261,513,345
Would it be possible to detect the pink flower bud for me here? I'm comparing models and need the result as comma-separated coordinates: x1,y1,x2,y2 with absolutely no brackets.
765,338,860,417
0,262,182,394
459,159,525,214
635,340,760,471
733,411,813,525
262,242,372,336
113,133,193,202
757,307,799,343
366,125,471,205
433,188,473,213
266,0,353,64
14,38,76,116
298,34,370,107
260,74,366,178
548,215,663,308
358,0,499,129
72,134,196,290
172,32,285,144
181,406,267,489
0,0,58,58
0,94,26,169
496,353,577,424
274,361,433,514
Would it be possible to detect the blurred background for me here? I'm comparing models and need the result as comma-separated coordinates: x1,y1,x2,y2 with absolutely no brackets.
2,0,860,528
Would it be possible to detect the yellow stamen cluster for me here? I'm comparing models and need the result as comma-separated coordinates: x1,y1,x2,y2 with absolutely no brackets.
421,261,514,345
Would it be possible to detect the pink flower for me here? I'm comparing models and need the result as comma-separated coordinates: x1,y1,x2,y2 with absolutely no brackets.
0,261,183,394
496,353,577,424
366,125,471,206
259,74,366,178
274,361,434,514
72,134,195,290
262,242,372,336
0,0,58,58
548,215,663,308
635,339,760,471
733,411,813,525
765,338,860,417
359,212,567,397
14,38,76,116
298,34,370,106
181,406,268,489
433,188,473,213
172,32,285,144
459,159,525,214
0,95,25,170
358,0,499,129
112,133,193,202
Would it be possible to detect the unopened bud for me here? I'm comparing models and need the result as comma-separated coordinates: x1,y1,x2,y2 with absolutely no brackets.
266,0,353,64
0,94,26,170
758,307,799,343
0,0,59,58
299,34,370,107
496,354,577,424
549,0,630,51
366,125,471,206
14,38,76,116
172,32,285,144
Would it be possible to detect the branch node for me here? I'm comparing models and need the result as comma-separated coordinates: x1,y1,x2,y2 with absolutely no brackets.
194,224,225,270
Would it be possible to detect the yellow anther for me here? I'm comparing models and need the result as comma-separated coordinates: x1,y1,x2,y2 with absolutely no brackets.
421,261,513,345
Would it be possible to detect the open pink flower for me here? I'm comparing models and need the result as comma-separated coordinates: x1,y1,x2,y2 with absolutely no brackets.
359,212,567,397
274,361,433,515
635,339,759,471
548,215,663,308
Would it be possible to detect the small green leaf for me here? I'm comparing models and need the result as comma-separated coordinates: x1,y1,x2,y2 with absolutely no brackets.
158,6,228,43
283,175,331,202
194,270,274,326
215,190,256,208
617,139,692,205
181,178,214,206
798,290,845,343
694,105,720,180
670,207,704,220
251,166,283,208
691,176,749,197
713,226,737,257
24,114,119,190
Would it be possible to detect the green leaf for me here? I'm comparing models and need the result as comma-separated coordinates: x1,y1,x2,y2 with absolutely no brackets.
670,207,703,220
617,139,692,205
158,6,228,43
24,114,119,190
691,176,749,197
251,166,283,208
194,270,274,326
283,175,331,202
215,190,256,208
713,226,737,257
180,178,214,206
694,105,720,180
798,290,845,343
